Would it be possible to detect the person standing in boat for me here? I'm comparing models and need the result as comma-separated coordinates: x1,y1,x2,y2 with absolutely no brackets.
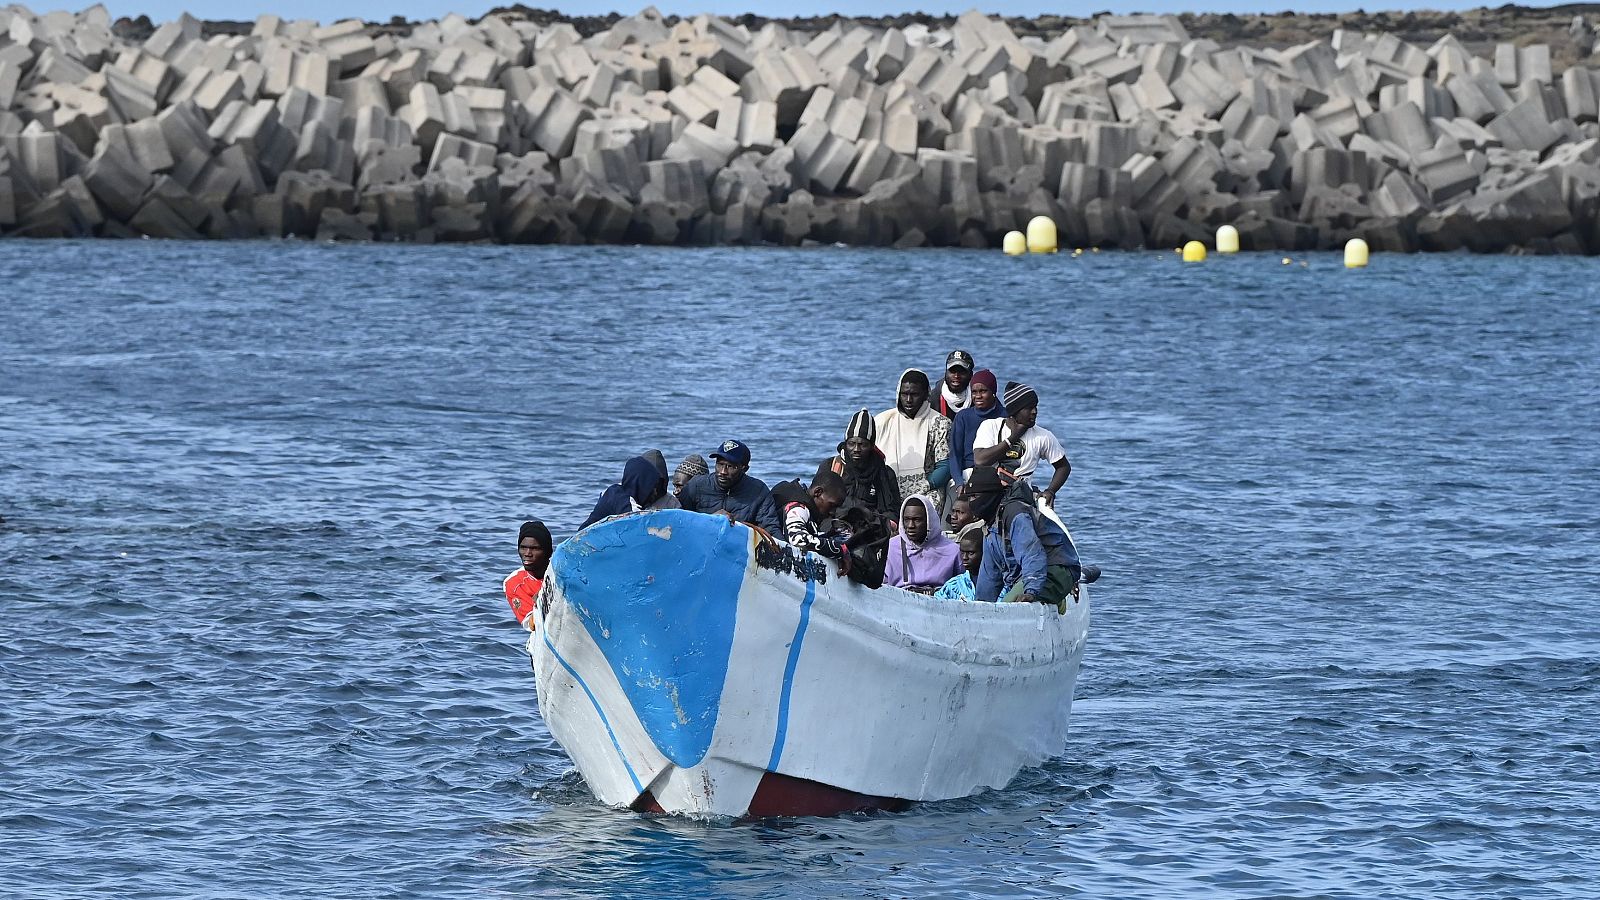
933,523,986,601
883,496,963,593
678,440,783,534
964,466,1081,608
948,369,1007,489
504,519,553,629
972,382,1071,508
826,409,901,526
580,455,669,529
934,350,975,418
874,369,952,502
771,470,849,559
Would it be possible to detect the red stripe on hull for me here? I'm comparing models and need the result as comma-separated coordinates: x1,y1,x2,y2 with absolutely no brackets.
748,771,911,816
631,772,911,817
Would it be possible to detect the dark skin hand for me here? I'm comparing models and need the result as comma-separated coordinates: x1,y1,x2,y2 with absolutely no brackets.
974,404,1033,466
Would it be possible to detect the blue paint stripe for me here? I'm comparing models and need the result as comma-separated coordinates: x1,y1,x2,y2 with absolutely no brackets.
767,575,818,772
541,625,644,795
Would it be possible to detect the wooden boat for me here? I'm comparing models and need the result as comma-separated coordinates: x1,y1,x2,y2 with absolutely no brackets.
527,508,1090,817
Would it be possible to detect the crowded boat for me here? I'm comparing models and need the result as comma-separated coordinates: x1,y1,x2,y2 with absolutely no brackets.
504,348,1093,628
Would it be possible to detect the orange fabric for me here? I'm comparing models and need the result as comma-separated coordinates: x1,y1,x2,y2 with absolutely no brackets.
503,568,543,627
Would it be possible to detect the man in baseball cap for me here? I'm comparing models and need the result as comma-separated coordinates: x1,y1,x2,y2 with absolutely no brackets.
935,350,975,418
678,439,782,533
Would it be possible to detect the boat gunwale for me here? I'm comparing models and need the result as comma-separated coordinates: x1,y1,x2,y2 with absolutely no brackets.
550,509,1090,669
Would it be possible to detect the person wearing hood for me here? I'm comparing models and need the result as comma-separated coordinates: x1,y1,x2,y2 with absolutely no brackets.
964,465,1081,608
949,369,1007,488
825,409,902,525
678,440,783,533
580,455,668,529
973,382,1071,506
934,350,975,418
641,449,680,510
883,495,963,592
873,368,952,501
933,523,986,601
504,519,553,629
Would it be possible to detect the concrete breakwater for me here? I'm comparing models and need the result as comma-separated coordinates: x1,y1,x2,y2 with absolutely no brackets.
3,6,1599,252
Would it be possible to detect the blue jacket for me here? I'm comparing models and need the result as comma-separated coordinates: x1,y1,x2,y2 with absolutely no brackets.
678,472,782,533
975,500,1080,601
948,402,1007,486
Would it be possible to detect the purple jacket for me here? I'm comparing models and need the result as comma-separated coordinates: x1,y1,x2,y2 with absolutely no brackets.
883,496,963,590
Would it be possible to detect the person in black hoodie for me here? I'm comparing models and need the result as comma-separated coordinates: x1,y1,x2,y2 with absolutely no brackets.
823,408,902,528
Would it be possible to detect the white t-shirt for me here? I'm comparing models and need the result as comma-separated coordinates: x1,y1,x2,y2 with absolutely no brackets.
973,419,1066,482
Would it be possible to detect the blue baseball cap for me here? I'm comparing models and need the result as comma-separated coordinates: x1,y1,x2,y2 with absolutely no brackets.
710,439,750,466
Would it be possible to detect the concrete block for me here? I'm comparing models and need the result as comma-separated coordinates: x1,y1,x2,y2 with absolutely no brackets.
523,85,592,158
1170,57,1239,118
315,20,377,76
1562,67,1599,124
1495,43,1552,88
1098,15,1189,46
945,124,1025,190
1366,101,1434,157
741,46,826,125
715,99,777,151
1130,68,1178,111
640,157,710,215
870,29,910,82
428,132,497,175
1486,97,1562,154
372,49,430,107
1415,144,1479,202
81,139,153,220
122,118,175,174
664,120,739,170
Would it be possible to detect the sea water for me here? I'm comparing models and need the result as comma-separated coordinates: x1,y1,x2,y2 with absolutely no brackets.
2,241,1597,897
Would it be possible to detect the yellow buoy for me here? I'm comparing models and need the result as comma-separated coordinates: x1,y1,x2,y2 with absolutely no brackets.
1026,216,1057,253
1216,225,1240,254
1182,240,1207,262
1003,230,1027,255
1345,237,1369,268
1282,257,1292,265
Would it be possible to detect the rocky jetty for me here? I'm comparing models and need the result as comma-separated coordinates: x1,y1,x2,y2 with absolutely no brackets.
3,4,1599,252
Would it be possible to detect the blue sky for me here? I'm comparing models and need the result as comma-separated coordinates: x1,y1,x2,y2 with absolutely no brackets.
94,1,1504,25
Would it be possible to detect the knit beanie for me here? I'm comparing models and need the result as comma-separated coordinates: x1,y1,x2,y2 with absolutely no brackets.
970,369,997,392
674,454,709,481
1003,381,1039,411
846,408,876,442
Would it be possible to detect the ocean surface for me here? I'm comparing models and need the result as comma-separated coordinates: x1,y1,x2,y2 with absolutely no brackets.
2,241,1597,898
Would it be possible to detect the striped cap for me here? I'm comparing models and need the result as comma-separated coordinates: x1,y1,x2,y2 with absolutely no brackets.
846,408,876,442
1003,381,1038,410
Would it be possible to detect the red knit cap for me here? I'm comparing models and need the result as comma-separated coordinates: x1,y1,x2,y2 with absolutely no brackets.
970,369,997,391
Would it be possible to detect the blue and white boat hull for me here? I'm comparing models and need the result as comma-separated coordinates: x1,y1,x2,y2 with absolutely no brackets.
528,509,1089,817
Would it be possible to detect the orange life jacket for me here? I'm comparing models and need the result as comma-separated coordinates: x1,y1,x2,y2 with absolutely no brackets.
503,568,543,627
